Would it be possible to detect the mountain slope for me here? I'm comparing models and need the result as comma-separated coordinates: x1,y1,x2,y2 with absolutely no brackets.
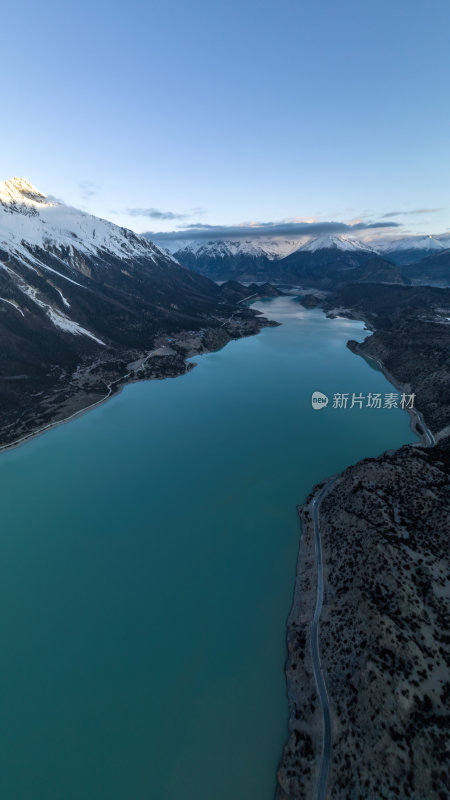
400,249,450,285
272,239,403,289
0,178,228,342
0,178,270,447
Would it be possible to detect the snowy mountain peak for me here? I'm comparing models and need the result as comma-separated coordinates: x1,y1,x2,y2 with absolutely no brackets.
377,235,449,253
0,177,49,207
0,176,175,265
299,234,377,253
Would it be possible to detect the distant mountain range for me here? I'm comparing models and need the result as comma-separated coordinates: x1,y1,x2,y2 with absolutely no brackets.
151,232,450,286
157,237,301,262
151,234,404,287
376,235,450,265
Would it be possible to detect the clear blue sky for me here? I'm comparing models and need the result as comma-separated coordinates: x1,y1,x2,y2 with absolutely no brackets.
3,0,449,238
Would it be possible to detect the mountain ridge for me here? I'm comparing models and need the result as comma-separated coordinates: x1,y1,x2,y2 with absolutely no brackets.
157,232,404,287
150,231,450,275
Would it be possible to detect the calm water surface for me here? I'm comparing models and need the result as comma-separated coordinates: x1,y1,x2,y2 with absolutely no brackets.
0,298,417,799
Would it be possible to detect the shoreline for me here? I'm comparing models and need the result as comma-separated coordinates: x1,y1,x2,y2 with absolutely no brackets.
0,313,275,457
276,304,442,799
0,356,181,457
348,342,433,448
276,473,343,800
327,308,435,447
277,429,449,799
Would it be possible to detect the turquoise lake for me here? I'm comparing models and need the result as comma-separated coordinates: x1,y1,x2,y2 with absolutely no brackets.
0,297,417,799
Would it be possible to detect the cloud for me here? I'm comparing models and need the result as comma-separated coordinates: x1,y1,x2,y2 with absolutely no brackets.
189,207,206,215
381,208,441,218
146,218,400,242
128,208,189,220
79,181,99,201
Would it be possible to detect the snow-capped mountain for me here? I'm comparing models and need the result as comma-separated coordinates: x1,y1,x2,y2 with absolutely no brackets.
376,235,448,253
157,237,301,261
147,236,307,281
247,238,303,259
0,176,231,341
298,234,379,253
375,235,450,265
151,223,450,283
0,177,238,445
154,238,276,281
173,239,272,259
0,177,174,268
0,177,190,346
157,233,382,281
155,227,402,286
278,232,402,288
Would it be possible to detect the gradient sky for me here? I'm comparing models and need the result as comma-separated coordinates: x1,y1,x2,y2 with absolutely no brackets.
3,0,449,239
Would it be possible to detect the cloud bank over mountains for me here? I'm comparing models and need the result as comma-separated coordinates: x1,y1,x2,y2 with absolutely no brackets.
147,218,401,242
128,208,189,220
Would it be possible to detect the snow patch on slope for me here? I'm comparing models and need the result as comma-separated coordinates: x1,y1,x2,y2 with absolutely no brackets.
0,297,24,316
0,261,105,345
20,284,106,344
54,287,71,308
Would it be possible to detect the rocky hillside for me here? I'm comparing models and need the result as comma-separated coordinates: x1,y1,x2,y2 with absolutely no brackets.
277,438,450,799
278,251,404,289
401,250,450,286
323,283,450,437
163,239,275,281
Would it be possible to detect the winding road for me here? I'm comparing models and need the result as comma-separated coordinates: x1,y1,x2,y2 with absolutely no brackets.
410,408,436,446
310,475,338,800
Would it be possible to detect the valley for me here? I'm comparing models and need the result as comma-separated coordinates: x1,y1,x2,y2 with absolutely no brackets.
4,3,449,798
0,177,449,800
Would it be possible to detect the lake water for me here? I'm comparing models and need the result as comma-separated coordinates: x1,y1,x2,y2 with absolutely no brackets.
0,297,417,799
